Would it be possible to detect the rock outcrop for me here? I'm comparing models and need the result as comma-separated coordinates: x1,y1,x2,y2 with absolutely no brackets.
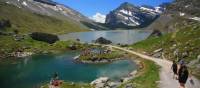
30,32,59,44
95,37,112,44
149,30,162,37
146,0,200,33
0,19,11,29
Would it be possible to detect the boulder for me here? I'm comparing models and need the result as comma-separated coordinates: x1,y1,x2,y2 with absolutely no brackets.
95,37,112,44
197,55,200,62
188,55,200,67
152,48,163,58
125,83,134,88
90,77,109,88
173,49,179,57
152,52,162,58
196,64,200,69
170,44,177,50
107,82,120,88
130,70,137,76
182,51,189,58
90,77,109,85
153,48,163,53
0,19,11,29
68,45,77,50
13,52,33,58
95,83,105,88
30,32,59,44
149,30,162,38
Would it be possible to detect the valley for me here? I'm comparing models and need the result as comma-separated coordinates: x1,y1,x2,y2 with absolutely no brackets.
0,0,200,88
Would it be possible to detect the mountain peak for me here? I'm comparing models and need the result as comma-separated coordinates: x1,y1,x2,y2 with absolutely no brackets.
121,2,132,6
105,2,162,28
118,2,137,10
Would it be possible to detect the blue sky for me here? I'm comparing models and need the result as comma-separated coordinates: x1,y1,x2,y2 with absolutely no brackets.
53,0,173,17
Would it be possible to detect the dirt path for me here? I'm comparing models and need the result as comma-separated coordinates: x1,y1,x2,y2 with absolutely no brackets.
105,45,200,88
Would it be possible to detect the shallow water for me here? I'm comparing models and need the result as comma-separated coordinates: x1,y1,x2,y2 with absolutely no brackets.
0,51,136,88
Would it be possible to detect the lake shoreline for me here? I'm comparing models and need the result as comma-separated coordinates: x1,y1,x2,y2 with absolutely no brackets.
41,53,144,88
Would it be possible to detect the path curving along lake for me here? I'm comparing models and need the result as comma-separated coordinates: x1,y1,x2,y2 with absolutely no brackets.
0,51,136,88
59,30,151,44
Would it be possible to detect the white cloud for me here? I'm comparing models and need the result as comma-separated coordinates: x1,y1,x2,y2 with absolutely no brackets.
90,12,106,23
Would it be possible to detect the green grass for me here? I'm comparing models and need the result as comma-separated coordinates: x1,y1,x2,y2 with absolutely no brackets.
79,51,123,61
119,59,160,88
130,22,200,78
41,82,92,88
0,2,88,34
0,35,82,57
130,33,171,52
0,2,90,58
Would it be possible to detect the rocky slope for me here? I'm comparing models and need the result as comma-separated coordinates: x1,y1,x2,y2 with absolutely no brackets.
0,2,87,34
3,0,88,22
132,0,200,78
105,2,164,28
146,0,200,33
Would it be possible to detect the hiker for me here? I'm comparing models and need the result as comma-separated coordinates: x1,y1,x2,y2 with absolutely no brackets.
53,72,59,80
50,72,62,87
171,60,178,79
177,58,184,74
177,62,190,88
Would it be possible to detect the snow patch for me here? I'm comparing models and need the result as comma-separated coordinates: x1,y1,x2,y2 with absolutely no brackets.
129,18,140,25
117,13,129,20
124,17,129,20
155,7,163,14
140,7,155,12
132,16,140,20
140,6,163,14
119,9,132,16
90,13,106,23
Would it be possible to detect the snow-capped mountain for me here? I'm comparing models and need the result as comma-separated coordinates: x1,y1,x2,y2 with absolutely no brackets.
105,2,164,28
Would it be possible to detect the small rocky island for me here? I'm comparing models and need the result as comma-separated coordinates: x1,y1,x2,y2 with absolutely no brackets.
95,37,112,44
74,46,124,63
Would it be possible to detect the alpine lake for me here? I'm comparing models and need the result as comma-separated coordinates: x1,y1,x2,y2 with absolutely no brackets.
0,30,151,88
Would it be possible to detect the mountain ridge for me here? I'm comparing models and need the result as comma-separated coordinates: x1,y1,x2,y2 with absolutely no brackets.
0,1,88,34
146,0,200,33
3,0,110,30
105,2,164,29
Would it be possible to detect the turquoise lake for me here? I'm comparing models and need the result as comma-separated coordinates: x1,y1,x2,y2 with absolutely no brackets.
0,51,136,88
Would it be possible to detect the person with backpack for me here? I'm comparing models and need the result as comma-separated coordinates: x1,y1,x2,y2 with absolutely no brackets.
171,60,178,79
178,62,190,88
50,72,62,87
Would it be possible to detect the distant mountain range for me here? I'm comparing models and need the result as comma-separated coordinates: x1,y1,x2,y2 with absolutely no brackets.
1,0,172,30
105,2,165,29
